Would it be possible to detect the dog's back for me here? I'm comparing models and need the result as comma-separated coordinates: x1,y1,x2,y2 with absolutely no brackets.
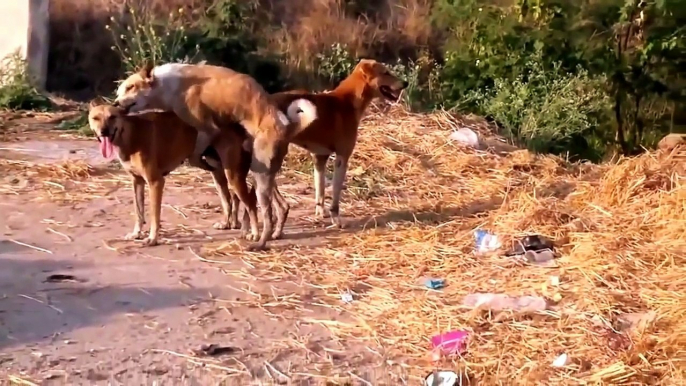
117,112,200,178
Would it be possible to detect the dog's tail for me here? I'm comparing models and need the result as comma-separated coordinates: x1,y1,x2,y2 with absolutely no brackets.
284,98,318,133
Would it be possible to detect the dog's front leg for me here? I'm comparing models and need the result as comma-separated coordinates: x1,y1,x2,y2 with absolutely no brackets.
125,175,146,240
145,178,165,246
329,154,349,229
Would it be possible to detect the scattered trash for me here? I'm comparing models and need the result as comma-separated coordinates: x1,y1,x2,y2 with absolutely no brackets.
340,291,354,304
616,311,657,332
504,234,560,267
550,276,560,286
424,278,446,290
474,230,502,254
193,344,236,357
552,353,568,367
449,128,479,148
43,274,80,283
524,249,555,263
431,330,469,356
462,293,548,312
425,370,459,386
506,234,555,256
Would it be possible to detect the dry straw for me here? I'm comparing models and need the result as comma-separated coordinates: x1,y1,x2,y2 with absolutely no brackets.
2,104,686,384
208,105,686,384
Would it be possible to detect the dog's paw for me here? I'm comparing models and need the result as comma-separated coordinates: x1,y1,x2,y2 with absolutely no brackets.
241,232,258,241
125,231,144,241
213,221,230,230
329,215,344,229
229,220,242,230
271,230,284,240
143,237,159,246
314,205,328,219
247,242,268,252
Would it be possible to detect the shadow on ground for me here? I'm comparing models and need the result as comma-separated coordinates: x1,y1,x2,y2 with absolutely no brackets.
0,253,212,351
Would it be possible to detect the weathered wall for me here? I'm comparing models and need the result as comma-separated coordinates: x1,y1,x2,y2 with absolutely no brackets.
0,0,49,89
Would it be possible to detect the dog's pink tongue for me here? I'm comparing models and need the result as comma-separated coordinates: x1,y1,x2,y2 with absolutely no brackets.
100,137,114,159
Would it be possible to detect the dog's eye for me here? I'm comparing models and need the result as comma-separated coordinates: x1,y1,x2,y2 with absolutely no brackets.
92,116,100,122
125,84,134,92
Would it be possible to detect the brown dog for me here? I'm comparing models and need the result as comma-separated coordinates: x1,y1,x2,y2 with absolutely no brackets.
271,59,407,227
112,63,317,250
87,100,264,246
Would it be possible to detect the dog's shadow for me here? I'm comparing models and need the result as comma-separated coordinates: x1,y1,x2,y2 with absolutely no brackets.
280,195,504,243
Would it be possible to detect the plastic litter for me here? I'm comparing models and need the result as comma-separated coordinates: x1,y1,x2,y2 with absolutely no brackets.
552,353,568,367
424,278,446,290
506,234,555,256
616,311,657,332
524,249,555,263
431,330,469,355
462,293,548,312
449,128,479,148
474,229,502,254
340,291,353,303
425,370,459,386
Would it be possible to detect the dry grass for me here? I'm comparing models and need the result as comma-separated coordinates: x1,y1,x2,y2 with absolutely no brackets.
3,105,685,384
197,106,686,384
47,0,438,94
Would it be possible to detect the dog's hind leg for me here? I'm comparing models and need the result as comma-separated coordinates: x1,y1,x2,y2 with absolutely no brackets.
145,177,165,246
270,185,290,240
202,144,240,230
249,138,289,250
125,175,146,240
209,168,235,230
214,137,260,241
313,154,330,219
188,132,216,171
329,154,349,229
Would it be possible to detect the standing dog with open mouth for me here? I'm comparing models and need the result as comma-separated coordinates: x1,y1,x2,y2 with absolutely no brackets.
87,100,258,246
113,63,317,250
270,59,408,228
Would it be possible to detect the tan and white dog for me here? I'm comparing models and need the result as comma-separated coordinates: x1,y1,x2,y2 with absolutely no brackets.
113,63,317,250
270,59,407,227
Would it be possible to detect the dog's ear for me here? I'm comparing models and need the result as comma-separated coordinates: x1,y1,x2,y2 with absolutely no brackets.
355,59,376,81
138,61,155,80
88,97,105,109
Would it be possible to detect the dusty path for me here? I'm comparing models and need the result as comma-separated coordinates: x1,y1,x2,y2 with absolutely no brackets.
0,134,382,385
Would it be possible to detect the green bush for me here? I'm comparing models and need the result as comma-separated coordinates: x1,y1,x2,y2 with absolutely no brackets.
102,0,685,162
472,59,612,161
107,5,201,74
436,0,685,161
0,52,51,111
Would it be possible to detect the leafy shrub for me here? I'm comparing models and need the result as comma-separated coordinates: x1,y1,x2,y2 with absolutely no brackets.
473,59,612,160
0,52,51,111
107,4,200,74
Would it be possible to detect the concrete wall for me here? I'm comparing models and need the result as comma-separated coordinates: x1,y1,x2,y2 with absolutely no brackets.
0,0,49,89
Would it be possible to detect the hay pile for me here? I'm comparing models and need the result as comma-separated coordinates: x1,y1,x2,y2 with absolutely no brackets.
215,105,686,384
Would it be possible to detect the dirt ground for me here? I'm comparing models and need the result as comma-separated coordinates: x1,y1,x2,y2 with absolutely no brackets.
0,116,388,385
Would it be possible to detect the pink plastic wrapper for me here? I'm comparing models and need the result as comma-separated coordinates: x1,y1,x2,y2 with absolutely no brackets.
431,330,469,355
